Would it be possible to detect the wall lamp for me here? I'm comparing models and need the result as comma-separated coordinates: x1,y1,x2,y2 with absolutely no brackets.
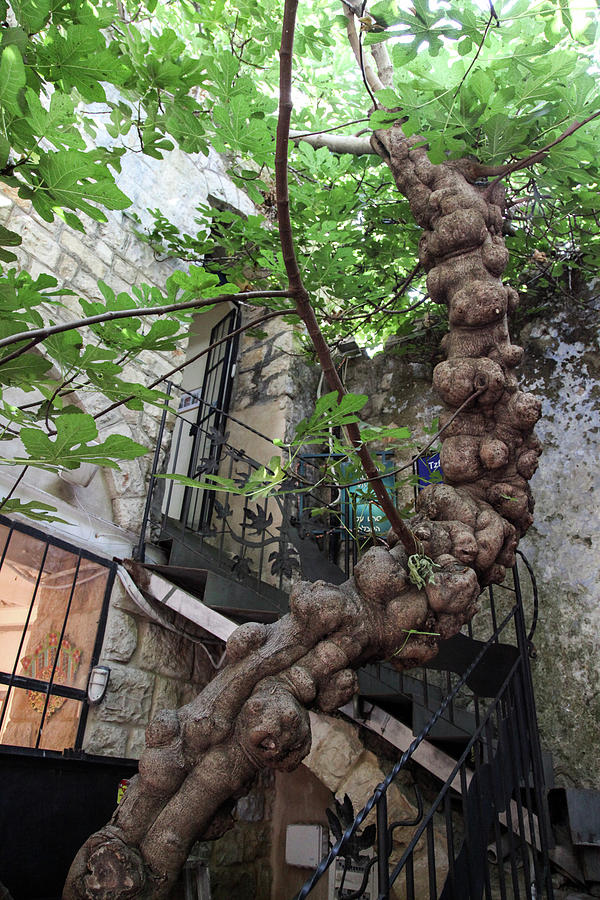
87,665,111,704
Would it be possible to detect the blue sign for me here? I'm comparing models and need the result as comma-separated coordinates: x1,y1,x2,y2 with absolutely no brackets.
341,458,395,536
416,452,443,491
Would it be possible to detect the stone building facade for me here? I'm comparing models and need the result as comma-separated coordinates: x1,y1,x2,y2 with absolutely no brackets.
0,142,258,762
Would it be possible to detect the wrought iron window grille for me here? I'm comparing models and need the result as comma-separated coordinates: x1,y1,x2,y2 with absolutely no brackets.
0,515,115,756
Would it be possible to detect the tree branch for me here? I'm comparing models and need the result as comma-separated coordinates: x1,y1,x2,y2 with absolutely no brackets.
277,0,416,555
485,109,600,190
93,308,292,422
342,3,382,102
289,130,376,155
0,289,293,365
370,40,394,89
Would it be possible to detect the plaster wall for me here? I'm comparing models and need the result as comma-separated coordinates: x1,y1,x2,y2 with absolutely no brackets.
343,299,600,789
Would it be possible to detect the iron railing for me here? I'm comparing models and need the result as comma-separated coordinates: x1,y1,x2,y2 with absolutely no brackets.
137,394,553,897
297,452,397,579
137,384,299,612
295,556,554,900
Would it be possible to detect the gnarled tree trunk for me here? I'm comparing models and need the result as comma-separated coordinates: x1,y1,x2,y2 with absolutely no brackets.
64,33,541,900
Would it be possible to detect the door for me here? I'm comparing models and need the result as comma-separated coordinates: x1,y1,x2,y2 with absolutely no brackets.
181,308,240,533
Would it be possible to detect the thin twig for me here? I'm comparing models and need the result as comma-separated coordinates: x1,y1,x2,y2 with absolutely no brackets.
0,466,28,513
277,0,416,554
452,13,494,101
486,109,600,190
488,0,500,26
290,118,369,139
341,4,382,103
0,289,293,363
94,308,291,422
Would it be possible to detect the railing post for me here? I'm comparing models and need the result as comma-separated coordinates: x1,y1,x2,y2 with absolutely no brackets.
134,381,173,562
376,787,390,900
512,560,556,898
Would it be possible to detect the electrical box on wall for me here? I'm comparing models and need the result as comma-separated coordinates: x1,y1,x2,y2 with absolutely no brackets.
327,849,378,899
285,824,328,868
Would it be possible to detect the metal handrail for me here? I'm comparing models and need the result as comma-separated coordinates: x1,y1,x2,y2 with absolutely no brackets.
295,554,554,900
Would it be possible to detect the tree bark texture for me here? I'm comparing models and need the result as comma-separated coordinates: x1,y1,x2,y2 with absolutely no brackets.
63,130,541,899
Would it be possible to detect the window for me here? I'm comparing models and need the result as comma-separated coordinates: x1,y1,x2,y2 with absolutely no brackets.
0,517,114,753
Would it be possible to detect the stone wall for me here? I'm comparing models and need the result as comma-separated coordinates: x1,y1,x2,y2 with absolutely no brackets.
0,137,253,541
83,576,219,759
209,771,275,900
0,137,260,762
517,295,600,789
344,297,600,789
205,709,449,900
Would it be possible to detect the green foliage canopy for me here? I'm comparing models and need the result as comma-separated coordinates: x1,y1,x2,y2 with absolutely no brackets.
0,0,597,519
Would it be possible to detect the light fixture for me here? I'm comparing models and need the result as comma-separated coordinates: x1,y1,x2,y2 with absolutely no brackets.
87,665,111,704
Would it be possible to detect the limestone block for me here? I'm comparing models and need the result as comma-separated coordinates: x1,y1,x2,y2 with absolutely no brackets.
112,254,139,286
241,823,270,863
71,268,101,300
265,370,295,400
28,257,56,281
111,497,147,533
239,346,265,372
137,350,182,381
126,726,147,759
80,250,107,280
19,217,61,269
150,674,180,719
102,608,138,663
336,750,418,834
0,184,28,211
335,750,384,821
303,713,363,791
60,230,90,261
390,827,448,900
235,791,265,823
138,411,161,444
92,239,114,266
138,621,194,680
110,274,133,296
120,233,158,268
103,459,147,500
13,251,32,272
57,253,79,281
0,195,12,223
83,722,128,757
110,579,143,616
95,663,154,725
204,170,227,203
211,829,243,868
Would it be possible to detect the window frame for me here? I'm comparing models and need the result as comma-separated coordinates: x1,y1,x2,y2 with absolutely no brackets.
0,514,116,756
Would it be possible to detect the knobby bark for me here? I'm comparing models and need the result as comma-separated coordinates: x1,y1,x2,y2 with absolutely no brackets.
63,29,541,900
